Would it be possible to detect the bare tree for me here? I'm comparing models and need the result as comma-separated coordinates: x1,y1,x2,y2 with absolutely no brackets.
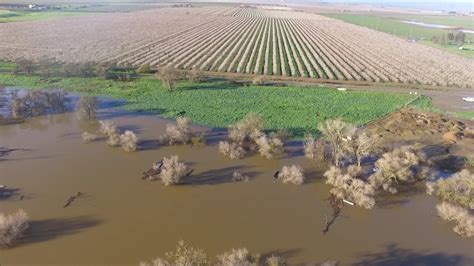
158,66,180,91
347,130,378,166
317,118,356,166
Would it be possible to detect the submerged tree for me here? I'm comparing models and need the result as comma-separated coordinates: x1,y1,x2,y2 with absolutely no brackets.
0,209,29,248
76,96,98,121
369,145,429,194
324,166,375,209
426,169,473,209
318,118,356,166
436,202,473,238
276,164,305,185
159,116,194,145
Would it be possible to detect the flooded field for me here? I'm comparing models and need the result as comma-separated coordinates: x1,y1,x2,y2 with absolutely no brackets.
0,89,473,265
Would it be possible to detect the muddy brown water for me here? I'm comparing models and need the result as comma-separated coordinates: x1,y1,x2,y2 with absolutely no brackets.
0,99,473,265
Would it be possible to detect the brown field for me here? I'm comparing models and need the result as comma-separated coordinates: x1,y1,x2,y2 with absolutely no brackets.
0,6,473,87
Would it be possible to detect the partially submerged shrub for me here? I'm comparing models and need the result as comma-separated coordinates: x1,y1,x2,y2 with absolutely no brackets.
160,156,191,186
76,96,98,121
120,130,138,152
318,118,356,166
276,164,305,185
191,133,206,147
228,113,265,145
346,130,378,166
304,134,328,162
140,240,207,266
99,120,119,136
426,169,473,209
218,141,246,160
0,209,29,248
107,133,121,147
436,202,473,238
232,172,250,182
369,145,428,194
216,248,260,266
266,255,286,266
324,166,375,209
159,117,193,145
82,132,98,143
11,90,69,118
254,133,284,159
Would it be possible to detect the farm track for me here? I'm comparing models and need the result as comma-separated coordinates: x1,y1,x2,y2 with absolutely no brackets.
0,6,472,87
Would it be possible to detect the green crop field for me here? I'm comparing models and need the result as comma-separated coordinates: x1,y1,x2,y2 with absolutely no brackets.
325,14,474,58
0,73,419,136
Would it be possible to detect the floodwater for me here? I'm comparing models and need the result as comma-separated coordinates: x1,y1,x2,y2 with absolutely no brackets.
399,20,474,34
1,90,473,265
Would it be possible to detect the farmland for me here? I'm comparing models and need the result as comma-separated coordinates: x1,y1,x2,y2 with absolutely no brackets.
325,13,474,58
0,6,473,87
0,73,419,137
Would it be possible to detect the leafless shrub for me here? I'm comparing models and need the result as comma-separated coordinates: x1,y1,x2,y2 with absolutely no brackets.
14,58,36,75
266,255,286,266
107,133,121,147
254,133,284,159
426,169,473,209
159,117,193,145
271,129,291,142
303,134,328,162
137,63,152,74
436,202,473,238
218,141,246,160
76,96,98,121
320,261,338,266
216,248,260,266
347,130,378,166
276,164,305,185
324,166,375,209
99,120,119,136
191,133,206,148
160,156,191,186
252,76,265,85
318,118,356,166
232,172,250,182
189,68,205,83
140,240,207,266
82,132,98,143
369,145,428,194
159,66,180,91
120,130,138,152
228,113,265,145
0,209,29,248
11,90,68,118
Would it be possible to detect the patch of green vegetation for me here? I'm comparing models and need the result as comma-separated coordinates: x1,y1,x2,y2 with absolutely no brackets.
0,73,417,137
0,9,86,23
408,96,474,120
325,14,474,58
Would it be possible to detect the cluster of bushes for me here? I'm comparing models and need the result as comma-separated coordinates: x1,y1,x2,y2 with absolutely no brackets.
218,113,286,160
305,118,432,209
10,90,69,118
139,241,285,266
426,169,473,238
275,164,306,185
143,156,193,186
158,116,206,147
82,120,138,152
140,241,337,266
0,209,29,248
